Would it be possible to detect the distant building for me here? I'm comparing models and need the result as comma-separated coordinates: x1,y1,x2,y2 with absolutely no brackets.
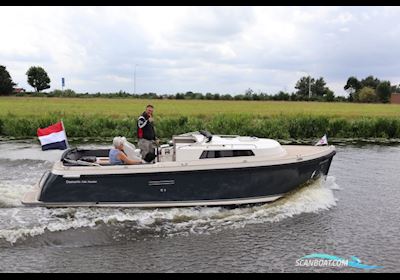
391,93,400,104
13,88,26,93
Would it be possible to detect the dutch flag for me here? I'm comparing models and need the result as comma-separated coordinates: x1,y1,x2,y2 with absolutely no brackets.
37,121,69,151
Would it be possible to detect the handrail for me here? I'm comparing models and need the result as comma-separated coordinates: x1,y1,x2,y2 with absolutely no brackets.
63,158,102,167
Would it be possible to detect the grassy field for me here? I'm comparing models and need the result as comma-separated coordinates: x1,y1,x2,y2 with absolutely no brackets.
1,97,400,118
1,97,400,139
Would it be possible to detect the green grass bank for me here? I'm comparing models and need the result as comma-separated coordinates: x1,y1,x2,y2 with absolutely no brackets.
1,114,400,140
1,97,400,140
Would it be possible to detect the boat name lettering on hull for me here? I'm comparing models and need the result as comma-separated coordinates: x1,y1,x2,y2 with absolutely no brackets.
66,180,98,184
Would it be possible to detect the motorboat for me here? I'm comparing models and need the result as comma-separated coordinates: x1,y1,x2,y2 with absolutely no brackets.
22,131,336,208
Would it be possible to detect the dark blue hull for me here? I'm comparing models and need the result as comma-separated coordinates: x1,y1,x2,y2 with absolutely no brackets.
36,151,336,207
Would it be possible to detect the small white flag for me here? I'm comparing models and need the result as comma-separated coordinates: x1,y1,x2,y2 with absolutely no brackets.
315,134,328,146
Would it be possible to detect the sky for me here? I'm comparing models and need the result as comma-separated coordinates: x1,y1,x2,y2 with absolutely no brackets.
1,6,400,96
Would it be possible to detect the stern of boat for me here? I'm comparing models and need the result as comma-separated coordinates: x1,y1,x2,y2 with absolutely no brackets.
21,183,42,207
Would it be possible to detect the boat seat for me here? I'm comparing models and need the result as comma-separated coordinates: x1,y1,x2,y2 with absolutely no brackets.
96,157,112,165
62,148,111,166
80,156,96,163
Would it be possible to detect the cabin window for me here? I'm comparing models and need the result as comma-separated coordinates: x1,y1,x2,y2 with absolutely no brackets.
200,150,254,159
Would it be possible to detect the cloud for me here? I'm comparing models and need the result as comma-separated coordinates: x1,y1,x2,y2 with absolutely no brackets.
1,6,400,96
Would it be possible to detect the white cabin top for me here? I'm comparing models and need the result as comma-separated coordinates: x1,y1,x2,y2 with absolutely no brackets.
171,131,287,162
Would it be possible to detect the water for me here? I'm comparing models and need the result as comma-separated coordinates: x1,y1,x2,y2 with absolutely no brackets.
0,141,399,272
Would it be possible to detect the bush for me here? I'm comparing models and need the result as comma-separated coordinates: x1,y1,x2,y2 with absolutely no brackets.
1,114,400,140
324,90,335,102
373,118,400,138
349,118,376,137
358,87,378,103
376,81,391,103
2,117,38,137
327,118,351,138
287,115,329,138
0,117,3,135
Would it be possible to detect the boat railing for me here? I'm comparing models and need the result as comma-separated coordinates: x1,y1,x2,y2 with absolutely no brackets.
63,158,102,167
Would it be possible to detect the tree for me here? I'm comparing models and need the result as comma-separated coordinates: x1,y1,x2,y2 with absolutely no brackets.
360,75,380,89
324,89,335,102
344,76,362,92
175,93,184,99
205,93,213,100
344,76,362,101
345,75,382,102
312,77,330,97
243,88,254,100
376,81,392,103
0,65,16,95
276,91,290,101
358,87,378,103
26,66,51,92
295,76,314,97
295,76,333,99
184,91,195,99
194,92,204,99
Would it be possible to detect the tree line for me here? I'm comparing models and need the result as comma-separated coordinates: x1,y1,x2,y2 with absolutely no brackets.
344,76,399,103
1,64,399,103
0,65,50,94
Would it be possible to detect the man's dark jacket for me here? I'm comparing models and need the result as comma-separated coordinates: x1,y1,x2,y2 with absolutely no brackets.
137,112,156,140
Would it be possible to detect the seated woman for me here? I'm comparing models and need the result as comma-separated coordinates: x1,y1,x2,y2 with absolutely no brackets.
109,136,142,165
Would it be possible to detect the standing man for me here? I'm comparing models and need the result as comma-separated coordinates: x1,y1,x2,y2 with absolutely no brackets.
137,104,157,159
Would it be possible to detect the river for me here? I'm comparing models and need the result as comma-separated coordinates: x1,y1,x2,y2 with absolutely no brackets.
0,141,399,272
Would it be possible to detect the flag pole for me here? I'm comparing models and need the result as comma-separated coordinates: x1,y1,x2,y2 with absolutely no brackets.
61,119,70,148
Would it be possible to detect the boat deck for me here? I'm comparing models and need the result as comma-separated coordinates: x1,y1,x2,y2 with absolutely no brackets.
51,145,336,176
96,145,333,165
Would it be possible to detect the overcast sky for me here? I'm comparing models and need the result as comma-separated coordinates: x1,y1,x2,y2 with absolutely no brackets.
1,6,399,96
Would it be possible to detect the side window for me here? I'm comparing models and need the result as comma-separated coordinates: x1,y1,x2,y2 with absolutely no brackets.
200,150,254,159
207,150,215,158
200,150,212,159
233,150,254,157
218,150,233,157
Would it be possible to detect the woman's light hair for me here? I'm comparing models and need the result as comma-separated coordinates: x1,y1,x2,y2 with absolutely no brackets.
113,136,127,148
